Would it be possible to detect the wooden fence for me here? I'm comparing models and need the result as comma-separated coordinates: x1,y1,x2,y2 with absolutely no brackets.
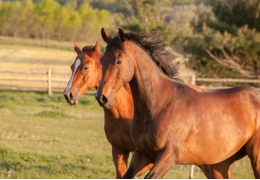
189,74,260,91
0,69,96,95
1,70,260,96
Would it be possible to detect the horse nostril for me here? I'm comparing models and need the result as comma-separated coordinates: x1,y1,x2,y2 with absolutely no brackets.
101,95,108,104
68,92,73,100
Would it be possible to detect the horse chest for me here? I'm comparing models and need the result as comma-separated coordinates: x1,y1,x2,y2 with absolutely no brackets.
131,117,170,152
104,117,135,151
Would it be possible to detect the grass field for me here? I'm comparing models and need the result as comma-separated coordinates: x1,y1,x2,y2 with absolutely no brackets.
0,90,255,179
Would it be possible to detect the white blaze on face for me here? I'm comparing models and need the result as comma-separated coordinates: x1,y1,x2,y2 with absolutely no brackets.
64,59,81,95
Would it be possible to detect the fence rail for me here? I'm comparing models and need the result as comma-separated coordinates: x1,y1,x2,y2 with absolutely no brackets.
0,78,49,82
0,70,70,75
196,77,260,83
190,74,260,84
0,70,48,74
0,69,95,95
1,70,260,95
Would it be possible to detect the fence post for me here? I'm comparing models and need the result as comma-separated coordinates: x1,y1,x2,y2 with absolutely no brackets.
189,165,194,179
48,68,52,96
189,74,195,179
191,74,196,85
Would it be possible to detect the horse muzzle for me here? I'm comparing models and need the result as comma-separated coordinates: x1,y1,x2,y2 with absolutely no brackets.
95,91,114,108
63,91,79,105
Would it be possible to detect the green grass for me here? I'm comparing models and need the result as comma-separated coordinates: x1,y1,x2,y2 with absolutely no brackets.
0,90,255,178
0,90,115,178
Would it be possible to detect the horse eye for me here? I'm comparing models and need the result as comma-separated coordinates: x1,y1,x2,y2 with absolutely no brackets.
116,60,122,65
83,66,89,71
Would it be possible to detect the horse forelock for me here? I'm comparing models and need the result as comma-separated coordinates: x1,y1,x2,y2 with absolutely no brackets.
106,32,179,79
82,45,95,56
80,45,102,69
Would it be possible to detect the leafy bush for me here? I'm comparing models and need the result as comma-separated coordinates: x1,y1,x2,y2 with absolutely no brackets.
184,0,260,80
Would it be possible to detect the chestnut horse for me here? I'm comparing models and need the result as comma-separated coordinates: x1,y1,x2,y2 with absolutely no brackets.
96,28,260,179
63,42,231,178
63,42,139,178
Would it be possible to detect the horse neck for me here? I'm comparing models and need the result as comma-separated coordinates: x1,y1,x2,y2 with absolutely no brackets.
128,42,176,115
94,53,103,89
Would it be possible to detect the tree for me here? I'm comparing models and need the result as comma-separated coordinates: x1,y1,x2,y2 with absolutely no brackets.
129,0,172,32
64,11,82,41
0,2,12,36
185,0,260,79
211,0,260,32
53,6,70,41
7,1,22,37
19,0,34,38
77,2,111,42
33,0,60,39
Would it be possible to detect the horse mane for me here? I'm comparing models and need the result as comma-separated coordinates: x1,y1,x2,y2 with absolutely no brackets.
123,83,132,95
106,31,179,79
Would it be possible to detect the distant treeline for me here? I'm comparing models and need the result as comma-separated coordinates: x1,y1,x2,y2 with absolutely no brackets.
0,0,210,43
0,0,212,43
0,0,113,42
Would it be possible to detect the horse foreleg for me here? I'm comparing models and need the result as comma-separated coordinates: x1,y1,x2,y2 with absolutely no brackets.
197,164,231,179
209,163,231,178
112,146,130,179
197,165,211,178
122,149,153,179
227,167,231,179
135,163,154,178
144,145,176,179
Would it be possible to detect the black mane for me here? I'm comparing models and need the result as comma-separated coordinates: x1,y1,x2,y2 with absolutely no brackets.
106,31,179,79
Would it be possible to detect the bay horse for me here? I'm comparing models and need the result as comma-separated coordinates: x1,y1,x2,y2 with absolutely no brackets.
63,42,231,178
96,28,260,179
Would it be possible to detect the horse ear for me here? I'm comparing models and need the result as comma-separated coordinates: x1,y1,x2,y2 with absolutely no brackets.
101,28,111,44
74,42,81,54
118,28,126,43
94,41,98,52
